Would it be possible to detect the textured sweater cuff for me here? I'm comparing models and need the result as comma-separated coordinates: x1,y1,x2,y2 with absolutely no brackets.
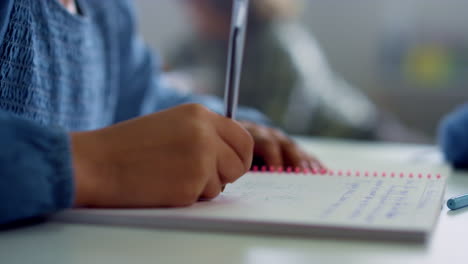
0,115,75,224
44,129,75,210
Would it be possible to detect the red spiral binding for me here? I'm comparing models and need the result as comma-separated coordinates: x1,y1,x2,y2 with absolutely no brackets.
250,166,442,179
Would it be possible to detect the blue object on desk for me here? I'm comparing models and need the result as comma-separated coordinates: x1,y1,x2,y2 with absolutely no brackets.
439,103,468,169
447,194,468,210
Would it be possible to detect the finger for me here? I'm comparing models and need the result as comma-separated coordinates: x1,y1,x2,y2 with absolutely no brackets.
200,174,223,200
217,138,248,184
245,125,284,167
301,160,312,169
305,154,325,171
276,134,303,168
296,151,314,169
300,151,325,170
211,115,254,171
313,159,327,171
255,137,284,167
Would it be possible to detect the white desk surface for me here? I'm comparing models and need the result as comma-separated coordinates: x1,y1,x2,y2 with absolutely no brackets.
2,138,468,264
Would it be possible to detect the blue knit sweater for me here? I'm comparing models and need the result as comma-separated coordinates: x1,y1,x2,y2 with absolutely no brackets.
0,0,268,225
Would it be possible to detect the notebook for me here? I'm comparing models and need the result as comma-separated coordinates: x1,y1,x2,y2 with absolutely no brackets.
53,160,449,242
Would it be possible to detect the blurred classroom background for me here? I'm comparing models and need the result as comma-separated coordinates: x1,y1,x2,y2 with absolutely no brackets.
134,0,468,143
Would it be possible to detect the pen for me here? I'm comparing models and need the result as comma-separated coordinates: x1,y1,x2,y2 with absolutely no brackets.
447,194,468,210
224,0,249,119
221,0,249,192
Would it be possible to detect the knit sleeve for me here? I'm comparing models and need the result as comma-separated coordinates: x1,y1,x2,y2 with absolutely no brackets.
0,0,13,45
439,103,468,169
0,111,74,225
112,0,271,126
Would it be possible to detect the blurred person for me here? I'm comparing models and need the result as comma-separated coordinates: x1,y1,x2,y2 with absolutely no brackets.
168,0,422,141
0,0,323,225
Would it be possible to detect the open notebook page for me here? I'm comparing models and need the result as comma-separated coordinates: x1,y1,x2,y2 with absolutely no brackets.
53,161,449,242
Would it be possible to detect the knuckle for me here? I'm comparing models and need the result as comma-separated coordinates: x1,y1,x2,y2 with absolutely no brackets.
184,103,210,119
184,122,212,151
281,135,296,148
272,129,288,140
257,127,274,142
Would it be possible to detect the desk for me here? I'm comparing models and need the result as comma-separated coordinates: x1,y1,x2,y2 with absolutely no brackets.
1,138,468,264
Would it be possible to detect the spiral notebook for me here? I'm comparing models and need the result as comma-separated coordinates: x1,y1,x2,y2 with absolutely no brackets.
53,161,448,242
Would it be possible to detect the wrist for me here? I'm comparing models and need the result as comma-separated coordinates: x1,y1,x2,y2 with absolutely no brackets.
70,131,99,207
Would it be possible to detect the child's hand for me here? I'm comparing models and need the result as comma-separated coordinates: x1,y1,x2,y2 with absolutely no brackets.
240,122,324,171
71,104,253,208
